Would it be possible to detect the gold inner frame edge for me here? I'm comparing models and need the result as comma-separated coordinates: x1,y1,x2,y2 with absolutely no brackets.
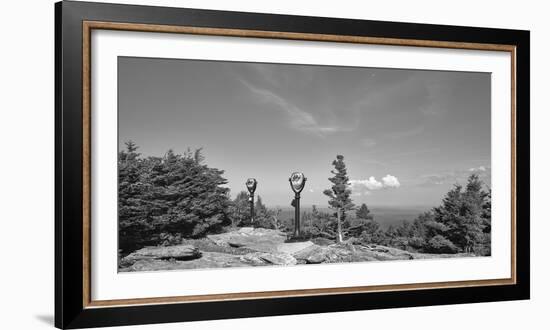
81,20,517,309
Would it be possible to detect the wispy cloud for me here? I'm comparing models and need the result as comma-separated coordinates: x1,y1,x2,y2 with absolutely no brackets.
247,63,315,89
350,174,401,196
385,126,425,140
360,138,376,148
359,159,387,167
419,81,452,116
240,79,353,137
419,166,491,187
382,147,440,160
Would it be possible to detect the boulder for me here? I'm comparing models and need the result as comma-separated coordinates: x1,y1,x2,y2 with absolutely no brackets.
122,245,201,264
119,228,476,273
276,241,314,255
256,252,297,266
207,227,287,253
121,251,269,272
295,245,329,264
293,245,352,264
310,237,334,246
119,250,300,272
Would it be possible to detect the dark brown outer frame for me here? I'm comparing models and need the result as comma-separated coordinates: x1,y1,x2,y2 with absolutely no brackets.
56,1,530,328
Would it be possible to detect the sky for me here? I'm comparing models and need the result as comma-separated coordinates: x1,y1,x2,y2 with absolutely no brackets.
118,56,491,208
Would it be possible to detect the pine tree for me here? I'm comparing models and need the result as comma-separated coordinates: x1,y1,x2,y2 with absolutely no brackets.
118,141,155,252
482,189,492,232
479,188,492,255
431,175,487,253
122,140,139,158
149,148,231,237
255,195,268,215
118,144,232,253
356,203,373,220
460,174,487,252
323,155,355,243
250,195,274,229
228,191,252,226
380,174,491,255
432,184,462,242
346,203,376,238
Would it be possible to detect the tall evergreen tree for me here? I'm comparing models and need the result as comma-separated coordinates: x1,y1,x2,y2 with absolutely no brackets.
228,191,252,226
479,188,492,255
431,174,487,253
482,189,492,232
377,174,491,255
460,174,487,252
118,144,232,252
323,155,355,243
356,203,373,220
346,203,376,238
255,195,268,215
118,141,155,252
148,149,231,237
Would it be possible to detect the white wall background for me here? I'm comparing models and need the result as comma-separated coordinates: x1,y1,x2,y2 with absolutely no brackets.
0,0,546,329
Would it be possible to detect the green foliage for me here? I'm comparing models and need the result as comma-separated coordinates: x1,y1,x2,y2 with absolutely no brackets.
118,143,231,252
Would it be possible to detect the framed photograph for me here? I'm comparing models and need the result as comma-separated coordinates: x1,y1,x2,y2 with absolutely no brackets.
55,1,530,328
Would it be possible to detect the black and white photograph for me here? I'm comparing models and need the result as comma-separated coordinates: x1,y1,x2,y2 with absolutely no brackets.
0,0,543,327
117,57,492,272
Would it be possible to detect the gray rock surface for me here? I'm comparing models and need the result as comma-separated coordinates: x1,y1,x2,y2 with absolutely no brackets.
207,227,287,252
276,241,314,255
119,228,475,272
122,251,266,271
122,245,201,264
254,252,297,266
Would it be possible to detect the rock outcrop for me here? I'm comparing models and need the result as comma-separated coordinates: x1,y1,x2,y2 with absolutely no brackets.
119,228,475,272
122,245,201,265
207,227,287,252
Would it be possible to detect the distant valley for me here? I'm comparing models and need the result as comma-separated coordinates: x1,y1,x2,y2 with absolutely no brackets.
272,205,433,229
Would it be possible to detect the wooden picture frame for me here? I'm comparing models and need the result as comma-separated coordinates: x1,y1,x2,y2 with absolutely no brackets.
55,1,530,328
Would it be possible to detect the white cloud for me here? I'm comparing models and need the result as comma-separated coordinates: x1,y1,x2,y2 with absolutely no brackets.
239,79,353,137
381,174,400,188
352,177,384,190
350,174,400,195
420,166,491,187
469,166,486,172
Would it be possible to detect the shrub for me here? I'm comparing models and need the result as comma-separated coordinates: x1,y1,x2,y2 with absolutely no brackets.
407,236,426,250
118,144,231,252
252,212,277,230
425,235,459,254
158,232,183,246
